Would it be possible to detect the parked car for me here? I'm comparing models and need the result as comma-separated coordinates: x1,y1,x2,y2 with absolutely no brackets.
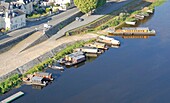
75,17,84,22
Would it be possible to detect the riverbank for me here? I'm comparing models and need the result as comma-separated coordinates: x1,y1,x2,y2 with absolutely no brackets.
0,33,97,94
0,0,166,94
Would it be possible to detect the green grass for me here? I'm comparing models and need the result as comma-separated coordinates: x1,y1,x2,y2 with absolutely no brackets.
0,74,22,94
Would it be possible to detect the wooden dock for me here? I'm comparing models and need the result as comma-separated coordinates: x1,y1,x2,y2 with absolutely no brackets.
1,91,24,103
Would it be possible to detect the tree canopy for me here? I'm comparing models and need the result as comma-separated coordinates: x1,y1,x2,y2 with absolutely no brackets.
74,0,106,14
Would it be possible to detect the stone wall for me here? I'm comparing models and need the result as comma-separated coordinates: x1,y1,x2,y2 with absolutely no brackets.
0,69,21,82
0,30,36,53
0,38,92,82
24,11,83,50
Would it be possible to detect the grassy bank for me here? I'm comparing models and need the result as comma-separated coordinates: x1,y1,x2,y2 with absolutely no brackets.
0,74,22,94
95,0,166,31
0,39,95,94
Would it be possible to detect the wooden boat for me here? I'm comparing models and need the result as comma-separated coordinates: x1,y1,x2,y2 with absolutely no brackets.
50,65,64,70
65,55,86,66
135,14,145,20
74,47,103,54
84,42,109,50
108,27,156,36
57,51,84,64
96,36,120,46
125,21,136,25
34,72,53,81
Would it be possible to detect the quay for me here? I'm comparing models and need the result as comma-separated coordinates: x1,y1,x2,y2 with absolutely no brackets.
0,91,24,103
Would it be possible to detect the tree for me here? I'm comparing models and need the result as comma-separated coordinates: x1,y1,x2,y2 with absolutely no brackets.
97,0,106,8
74,0,98,15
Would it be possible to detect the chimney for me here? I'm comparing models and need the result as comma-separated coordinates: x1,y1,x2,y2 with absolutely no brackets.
5,12,8,18
12,12,15,17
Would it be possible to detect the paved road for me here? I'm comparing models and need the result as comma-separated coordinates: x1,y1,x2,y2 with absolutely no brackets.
50,0,136,40
0,8,79,45
0,0,142,77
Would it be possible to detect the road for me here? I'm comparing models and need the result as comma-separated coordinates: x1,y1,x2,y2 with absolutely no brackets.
0,8,79,45
50,0,136,40
0,0,142,77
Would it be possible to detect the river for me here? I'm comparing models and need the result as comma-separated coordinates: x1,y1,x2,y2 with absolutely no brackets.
1,1,170,103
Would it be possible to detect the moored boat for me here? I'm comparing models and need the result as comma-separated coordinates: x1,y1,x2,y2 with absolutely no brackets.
65,55,86,66
96,36,120,46
74,47,103,54
84,42,109,50
108,27,156,36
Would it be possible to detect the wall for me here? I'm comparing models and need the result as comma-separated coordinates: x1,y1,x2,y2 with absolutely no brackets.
0,30,36,53
0,38,92,82
24,11,83,50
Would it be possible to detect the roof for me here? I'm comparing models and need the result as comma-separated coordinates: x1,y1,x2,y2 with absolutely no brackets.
73,55,85,60
122,27,149,30
32,76,43,81
0,2,10,11
94,42,105,46
35,72,51,77
67,51,84,58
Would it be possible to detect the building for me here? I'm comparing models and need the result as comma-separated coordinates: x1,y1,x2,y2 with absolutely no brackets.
0,1,26,31
0,10,26,31
54,0,74,6
13,0,34,14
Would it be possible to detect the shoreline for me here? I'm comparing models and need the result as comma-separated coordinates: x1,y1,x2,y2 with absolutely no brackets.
0,0,166,94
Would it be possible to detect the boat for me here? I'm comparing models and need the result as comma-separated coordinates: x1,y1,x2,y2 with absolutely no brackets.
147,9,154,14
74,47,103,54
84,42,109,50
96,36,120,46
57,58,67,64
50,65,64,70
134,14,145,20
125,21,136,25
23,75,47,86
108,27,156,36
65,55,86,66
34,72,53,81
57,51,84,64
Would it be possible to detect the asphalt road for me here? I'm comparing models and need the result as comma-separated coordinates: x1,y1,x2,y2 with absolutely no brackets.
50,0,137,40
0,7,79,45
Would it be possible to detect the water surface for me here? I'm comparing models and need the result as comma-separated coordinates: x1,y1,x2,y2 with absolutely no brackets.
1,1,170,103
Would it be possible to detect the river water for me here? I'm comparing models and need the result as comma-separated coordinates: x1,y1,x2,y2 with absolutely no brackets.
1,1,170,103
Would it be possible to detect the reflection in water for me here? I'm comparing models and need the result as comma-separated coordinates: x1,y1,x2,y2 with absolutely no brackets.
32,85,44,90
122,35,150,39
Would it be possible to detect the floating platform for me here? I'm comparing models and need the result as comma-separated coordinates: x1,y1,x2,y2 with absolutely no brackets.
1,91,24,103
108,27,156,36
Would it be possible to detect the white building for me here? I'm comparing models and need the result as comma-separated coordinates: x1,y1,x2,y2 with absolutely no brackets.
5,10,26,31
54,0,74,6
0,9,26,31
0,14,5,29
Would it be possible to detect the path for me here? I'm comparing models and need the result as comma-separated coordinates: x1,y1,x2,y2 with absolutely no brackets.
0,33,98,76
0,8,79,45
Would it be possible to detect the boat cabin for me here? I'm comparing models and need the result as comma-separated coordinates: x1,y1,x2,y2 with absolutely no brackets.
34,72,53,81
31,76,45,85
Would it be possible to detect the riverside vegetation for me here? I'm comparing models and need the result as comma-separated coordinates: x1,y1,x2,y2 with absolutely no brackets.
65,0,166,36
0,0,166,95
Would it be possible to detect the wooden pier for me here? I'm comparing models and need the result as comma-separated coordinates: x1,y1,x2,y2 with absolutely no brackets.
1,91,24,103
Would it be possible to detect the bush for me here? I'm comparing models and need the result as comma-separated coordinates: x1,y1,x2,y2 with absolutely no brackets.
0,74,22,94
